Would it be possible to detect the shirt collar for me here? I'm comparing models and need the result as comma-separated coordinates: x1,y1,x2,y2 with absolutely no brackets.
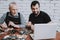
9,12,18,17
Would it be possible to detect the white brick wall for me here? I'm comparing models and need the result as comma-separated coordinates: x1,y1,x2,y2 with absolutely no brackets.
0,0,60,31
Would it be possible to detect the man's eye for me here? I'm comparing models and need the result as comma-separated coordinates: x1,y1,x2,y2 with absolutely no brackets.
36,8,38,9
32,8,35,10
12,9,17,10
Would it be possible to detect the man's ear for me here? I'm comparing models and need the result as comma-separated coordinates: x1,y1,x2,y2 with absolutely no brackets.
9,7,10,10
9,7,11,12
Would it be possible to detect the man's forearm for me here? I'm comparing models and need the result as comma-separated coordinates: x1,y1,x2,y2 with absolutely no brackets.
0,22,7,28
14,24,26,28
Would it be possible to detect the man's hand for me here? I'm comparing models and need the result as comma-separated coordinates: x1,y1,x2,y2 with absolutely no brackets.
8,21,20,28
26,22,32,27
8,21,15,27
0,22,8,28
26,22,34,31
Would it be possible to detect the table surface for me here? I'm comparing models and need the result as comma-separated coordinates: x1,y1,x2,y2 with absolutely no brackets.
0,28,60,40
0,27,33,40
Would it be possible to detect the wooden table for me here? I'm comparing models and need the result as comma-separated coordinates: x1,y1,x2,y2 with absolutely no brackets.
56,32,60,40
0,27,60,40
0,28,33,40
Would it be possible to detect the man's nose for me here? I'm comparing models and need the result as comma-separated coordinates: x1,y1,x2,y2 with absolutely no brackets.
34,9,37,12
14,10,17,12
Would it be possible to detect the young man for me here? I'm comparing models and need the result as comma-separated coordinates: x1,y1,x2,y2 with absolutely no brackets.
27,1,51,30
29,1,51,25
0,2,26,28
26,1,52,40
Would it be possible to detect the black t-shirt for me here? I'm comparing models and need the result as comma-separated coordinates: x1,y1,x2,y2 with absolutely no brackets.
29,11,51,24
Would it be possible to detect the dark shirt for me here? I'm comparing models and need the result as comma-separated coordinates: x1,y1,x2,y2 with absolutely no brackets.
29,11,51,24
5,12,21,25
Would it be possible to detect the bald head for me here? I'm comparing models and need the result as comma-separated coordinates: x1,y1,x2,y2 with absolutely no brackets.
9,2,18,15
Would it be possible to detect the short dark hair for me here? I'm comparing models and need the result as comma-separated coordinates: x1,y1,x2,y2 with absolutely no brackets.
31,1,40,8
